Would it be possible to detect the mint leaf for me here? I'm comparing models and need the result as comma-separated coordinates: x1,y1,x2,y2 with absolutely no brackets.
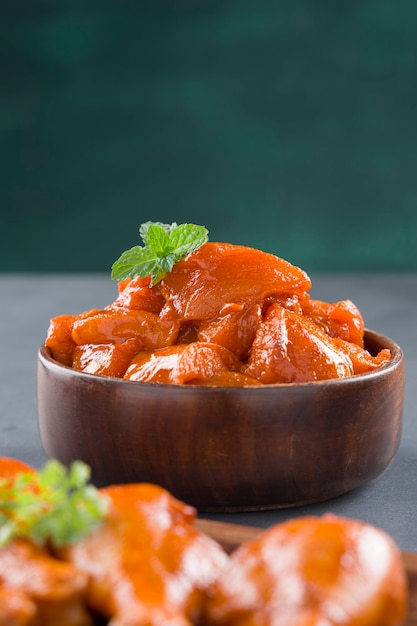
139,221,177,242
169,223,210,260
110,246,159,282
146,223,171,257
111,221,208,286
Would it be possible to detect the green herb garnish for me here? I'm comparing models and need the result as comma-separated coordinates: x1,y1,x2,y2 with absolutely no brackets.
0,460,108,547
111,221,209,286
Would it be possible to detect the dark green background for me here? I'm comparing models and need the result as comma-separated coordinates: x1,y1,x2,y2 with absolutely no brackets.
2,0,417,273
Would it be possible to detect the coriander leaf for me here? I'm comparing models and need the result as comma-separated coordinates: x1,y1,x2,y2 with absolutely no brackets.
0,460,108,548
111,221,209,286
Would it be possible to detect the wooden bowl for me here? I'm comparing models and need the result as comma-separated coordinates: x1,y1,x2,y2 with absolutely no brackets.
37,329,404,512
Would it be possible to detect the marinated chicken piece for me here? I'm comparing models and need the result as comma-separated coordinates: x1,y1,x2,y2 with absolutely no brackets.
159,242,312,322
45,310,101,366
113,275,165,313
242,303,391,383
0,539,92,626
301,298,365,347
71,306,179,350
62,483,228,625
197,303,262,360
72,338,142,378
242,304,354,383
0,587,36,626
124,341,243,384
332,337,391,375
203,514,408,626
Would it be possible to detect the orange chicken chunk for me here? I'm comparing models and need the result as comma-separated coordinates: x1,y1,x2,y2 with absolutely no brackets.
0,540,91,626
62,483,228,625
160,242,311,322
243,304,354,383
204,514,408,626
124,342,242,384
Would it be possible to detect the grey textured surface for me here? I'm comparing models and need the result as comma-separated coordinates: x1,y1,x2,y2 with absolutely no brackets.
0,273,416,550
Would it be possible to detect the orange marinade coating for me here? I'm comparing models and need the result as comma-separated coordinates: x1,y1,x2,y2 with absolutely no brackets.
0,457,35,481
62,483,228,625
71,306,180,350
124,342,260,385
301,298,365,347
242,304,355,384
45,310,101,367
0,539,91,626
45,242,391,384
0,586,37,626
203,514,408,626
114,275,165,313
197,303,262,360
72,338,143,378
159,242,312,321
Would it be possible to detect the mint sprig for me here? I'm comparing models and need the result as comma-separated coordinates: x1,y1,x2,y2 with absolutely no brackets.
0,460,108,547
111,221,209,286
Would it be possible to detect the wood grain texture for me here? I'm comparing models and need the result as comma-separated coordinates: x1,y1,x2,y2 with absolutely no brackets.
196,518,417,626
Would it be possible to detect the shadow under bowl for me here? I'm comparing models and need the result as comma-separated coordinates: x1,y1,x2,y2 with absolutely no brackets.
37,329,404,512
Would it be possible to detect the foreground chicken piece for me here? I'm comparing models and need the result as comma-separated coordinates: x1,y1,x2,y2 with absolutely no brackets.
203,514,408,626
61,482,228,625
0,587,36,626
0,540,92,626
